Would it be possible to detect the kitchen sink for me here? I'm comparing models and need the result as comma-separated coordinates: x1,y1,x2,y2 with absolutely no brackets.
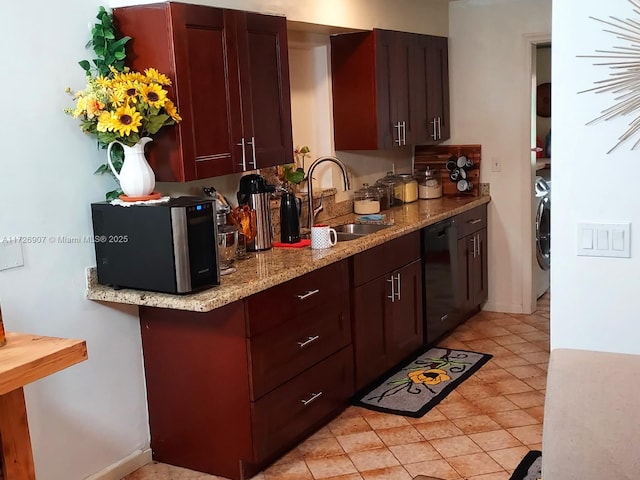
334,223,392,241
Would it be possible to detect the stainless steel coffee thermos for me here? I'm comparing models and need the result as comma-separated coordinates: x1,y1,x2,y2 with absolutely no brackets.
237,174,275,251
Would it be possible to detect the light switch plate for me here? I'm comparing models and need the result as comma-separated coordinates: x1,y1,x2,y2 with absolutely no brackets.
0,240,25,271
578,223,631,258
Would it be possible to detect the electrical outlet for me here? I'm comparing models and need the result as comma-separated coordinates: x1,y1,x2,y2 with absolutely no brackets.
0,240,24,271
491,157,501,172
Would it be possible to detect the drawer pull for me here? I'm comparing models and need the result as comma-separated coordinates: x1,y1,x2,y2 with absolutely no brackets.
297,289,320,300
468,218,482,225
297,335,320,348
300,391,323,406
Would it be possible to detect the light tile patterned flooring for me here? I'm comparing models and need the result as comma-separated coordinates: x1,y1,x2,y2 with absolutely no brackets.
124,294,550,480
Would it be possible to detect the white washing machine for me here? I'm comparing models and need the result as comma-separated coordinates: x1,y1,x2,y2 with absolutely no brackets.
534,176,550,298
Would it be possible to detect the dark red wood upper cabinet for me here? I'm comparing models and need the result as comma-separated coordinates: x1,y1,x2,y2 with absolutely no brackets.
114,3,293,182
235,12,294,170
331,29,449,150
424,35,450,143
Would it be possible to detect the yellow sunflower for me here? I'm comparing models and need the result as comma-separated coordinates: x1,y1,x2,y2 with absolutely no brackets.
96,111,113,132
140,83,167,108
114,80,141,104
95,76,112,88
408,368,451,386
111,104,142,137
164,99,182,122
144,67,172,86
109,87,127,106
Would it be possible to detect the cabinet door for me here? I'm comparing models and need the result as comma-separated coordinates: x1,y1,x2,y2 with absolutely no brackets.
173,5,243,179
471,228,488,306
410,35,450,145
234,12,294,169
352,275,393,391
115,4,242,181
388,259,423,366
375,30,413,148
373,30,395,149
426,36,450,142
456,236,473,320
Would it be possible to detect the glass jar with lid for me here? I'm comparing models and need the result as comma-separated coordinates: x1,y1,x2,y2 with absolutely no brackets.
353,183,381,215
418,167,443,199
397,173,419,203
376,171,404,206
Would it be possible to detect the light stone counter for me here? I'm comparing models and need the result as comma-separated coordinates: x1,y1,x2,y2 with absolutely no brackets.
86,195,490,312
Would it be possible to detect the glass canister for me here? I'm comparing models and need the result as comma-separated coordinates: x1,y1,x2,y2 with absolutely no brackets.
418,167,443,199
353,183,381,214
397,173,419,203
216,208,238,272
376,171,405,206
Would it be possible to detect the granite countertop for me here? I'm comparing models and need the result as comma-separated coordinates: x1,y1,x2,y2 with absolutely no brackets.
86,195,490,312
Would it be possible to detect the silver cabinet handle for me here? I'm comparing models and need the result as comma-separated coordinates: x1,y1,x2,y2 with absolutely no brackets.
468,218,482,225
301,391,323,406
247,136,257,169
431,118,438,140
476,233,481,257
394,122,403,145
236,137,246,170
470,236,476,258
395,273,401,300
297,289,320,300
387,276,395,302
437,117,442,139
441,314,448,322
401,121,407,145
297,335,320,348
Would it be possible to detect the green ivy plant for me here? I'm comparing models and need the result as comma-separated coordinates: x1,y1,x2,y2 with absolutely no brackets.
82,6,131,200
80,6,130,78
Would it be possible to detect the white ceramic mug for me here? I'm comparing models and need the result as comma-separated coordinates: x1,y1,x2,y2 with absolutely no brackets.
311,224,337,249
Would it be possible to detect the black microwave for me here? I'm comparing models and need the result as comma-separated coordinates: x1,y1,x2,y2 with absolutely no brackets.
91,197,220,294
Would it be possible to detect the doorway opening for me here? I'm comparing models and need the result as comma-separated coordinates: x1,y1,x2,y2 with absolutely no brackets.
522,34,551,315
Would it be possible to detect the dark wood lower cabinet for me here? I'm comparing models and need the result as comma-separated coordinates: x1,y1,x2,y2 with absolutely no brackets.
139,260,353,480
455,205,488,324
139,302,253,480
136,221,486,479
351,233,424,391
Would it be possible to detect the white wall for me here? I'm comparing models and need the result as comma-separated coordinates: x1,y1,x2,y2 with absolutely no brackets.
552,0,640,354
449,0,552,313
0,2,149,479
0,1,448,479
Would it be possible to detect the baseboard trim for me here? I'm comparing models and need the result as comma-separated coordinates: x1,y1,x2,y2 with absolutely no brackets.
84,448,152,480
482,302,527,314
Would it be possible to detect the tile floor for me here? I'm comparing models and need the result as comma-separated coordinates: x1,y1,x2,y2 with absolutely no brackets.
123,294,550,480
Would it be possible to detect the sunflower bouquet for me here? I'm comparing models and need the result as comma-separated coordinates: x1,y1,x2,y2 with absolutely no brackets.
65,66,181,147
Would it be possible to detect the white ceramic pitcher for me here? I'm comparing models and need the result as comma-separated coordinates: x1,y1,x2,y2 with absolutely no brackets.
107,137,155,198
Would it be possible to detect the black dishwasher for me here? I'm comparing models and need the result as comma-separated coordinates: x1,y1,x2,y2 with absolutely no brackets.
422,218,458,345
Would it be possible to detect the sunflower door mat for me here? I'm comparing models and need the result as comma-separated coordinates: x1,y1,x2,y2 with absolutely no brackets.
353,347,492,418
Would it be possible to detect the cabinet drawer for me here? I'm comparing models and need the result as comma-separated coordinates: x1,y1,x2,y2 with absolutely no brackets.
249,296,351,399
246,260,349,336
251,346,353,462
457,204,487,238
352,231,420,286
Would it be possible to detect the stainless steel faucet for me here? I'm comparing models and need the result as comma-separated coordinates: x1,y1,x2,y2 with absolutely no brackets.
306,156,351,231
